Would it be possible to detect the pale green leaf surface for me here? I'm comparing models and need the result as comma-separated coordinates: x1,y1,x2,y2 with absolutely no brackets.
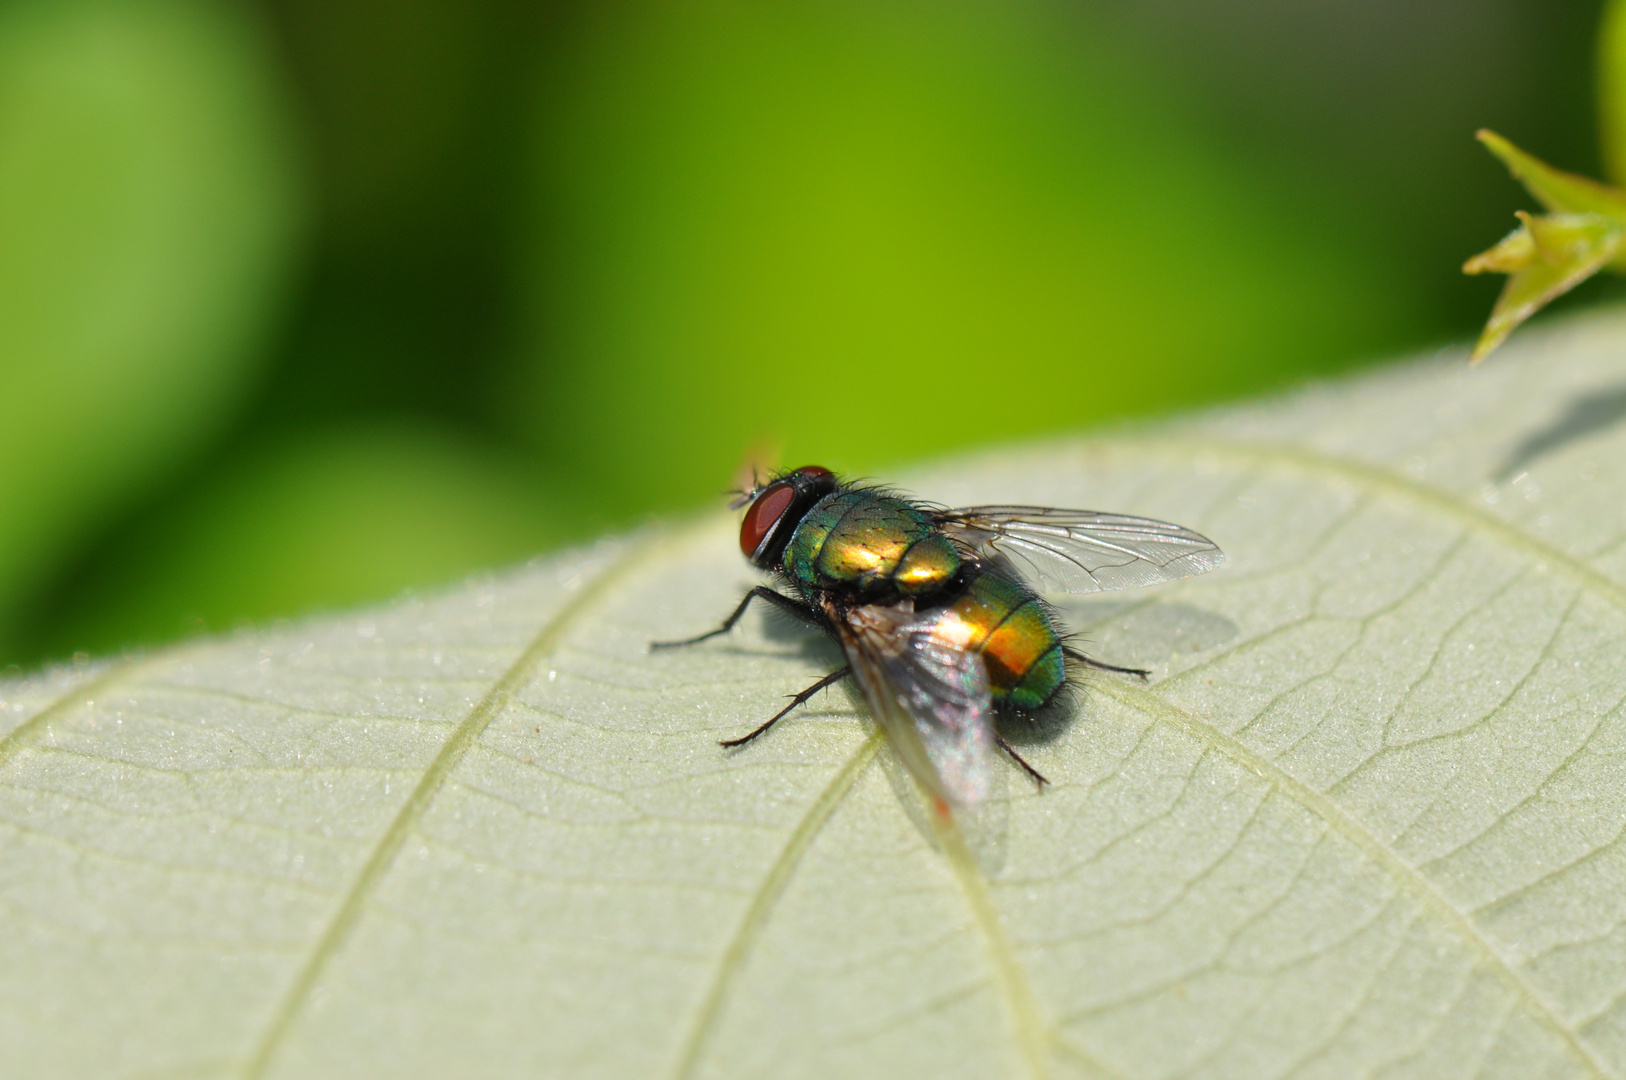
14,315,1626,1077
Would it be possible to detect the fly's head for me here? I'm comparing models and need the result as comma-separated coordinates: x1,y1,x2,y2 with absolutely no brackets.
736,465,838,569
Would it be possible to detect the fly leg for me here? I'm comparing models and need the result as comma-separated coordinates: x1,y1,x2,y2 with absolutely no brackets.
1062,645,1150,681
722,666,851,748
650,586,819,650
993,731,1050,790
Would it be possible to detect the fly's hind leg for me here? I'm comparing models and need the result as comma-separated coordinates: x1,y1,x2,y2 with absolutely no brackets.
1062,645,1150,681
650,586,820,650
994,731,1050,790
722,666,852,748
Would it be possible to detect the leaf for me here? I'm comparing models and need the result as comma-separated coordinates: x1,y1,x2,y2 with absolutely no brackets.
0,0,304,648
513,0,1435,520
1475,130,1626,220
30,422,575,664
1464,211,1625,362
1598,0,1626,188
1464,132,1626,363
10,312,1626,1077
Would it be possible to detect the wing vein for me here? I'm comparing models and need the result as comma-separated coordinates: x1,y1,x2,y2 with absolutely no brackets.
937,505,1222,594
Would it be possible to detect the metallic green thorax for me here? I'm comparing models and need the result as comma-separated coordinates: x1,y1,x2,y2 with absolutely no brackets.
781,490,957,596
780,489,1067,712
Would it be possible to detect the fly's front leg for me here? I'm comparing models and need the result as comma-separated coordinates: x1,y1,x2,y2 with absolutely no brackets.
722,666,852,748
1062,645,1150,681
650,586,820,650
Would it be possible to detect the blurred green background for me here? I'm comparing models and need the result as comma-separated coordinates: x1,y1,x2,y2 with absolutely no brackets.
0,0,1609,668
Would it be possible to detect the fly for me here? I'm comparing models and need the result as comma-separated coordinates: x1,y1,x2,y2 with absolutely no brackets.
652,466,1224,805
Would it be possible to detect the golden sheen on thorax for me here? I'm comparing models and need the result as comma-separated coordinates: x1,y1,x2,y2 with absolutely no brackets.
893,535,960,594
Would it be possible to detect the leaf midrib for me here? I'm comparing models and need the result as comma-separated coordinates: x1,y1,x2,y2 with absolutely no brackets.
240,535,663,1079
669,732,882,1080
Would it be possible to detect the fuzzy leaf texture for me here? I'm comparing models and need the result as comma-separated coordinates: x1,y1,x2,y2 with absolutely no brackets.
13,314,1626,1079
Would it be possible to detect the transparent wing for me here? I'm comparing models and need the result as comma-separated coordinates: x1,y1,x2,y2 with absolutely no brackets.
832,602,994,806
937,505,1224,594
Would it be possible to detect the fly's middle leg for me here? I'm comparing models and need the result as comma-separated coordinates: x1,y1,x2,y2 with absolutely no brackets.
650,586,819,650
721,666,852,748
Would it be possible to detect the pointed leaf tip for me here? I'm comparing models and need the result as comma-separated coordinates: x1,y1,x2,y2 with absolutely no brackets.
1475,130,1626,219
1463,217,1538,276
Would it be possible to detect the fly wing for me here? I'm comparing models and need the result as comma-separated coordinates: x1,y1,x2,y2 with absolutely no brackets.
936,505,1224,594
831,602,995,806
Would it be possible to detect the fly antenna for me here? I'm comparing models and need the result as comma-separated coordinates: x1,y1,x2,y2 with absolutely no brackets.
725,464,768,509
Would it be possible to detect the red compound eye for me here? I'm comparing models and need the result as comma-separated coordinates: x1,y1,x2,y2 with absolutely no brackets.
790,465,832,481
740,481,796,558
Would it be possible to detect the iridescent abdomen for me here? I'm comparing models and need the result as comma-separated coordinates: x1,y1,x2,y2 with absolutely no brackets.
781,490,962,597
924,570,1066,712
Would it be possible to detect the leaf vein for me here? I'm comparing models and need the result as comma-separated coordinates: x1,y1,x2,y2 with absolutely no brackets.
0,659,148,772
241,539,658,1079
1088,676,1609,1078
1150,438,1626,614
669,731,881,1080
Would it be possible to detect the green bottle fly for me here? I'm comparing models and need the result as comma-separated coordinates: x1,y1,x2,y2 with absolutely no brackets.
655,465,1224,805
